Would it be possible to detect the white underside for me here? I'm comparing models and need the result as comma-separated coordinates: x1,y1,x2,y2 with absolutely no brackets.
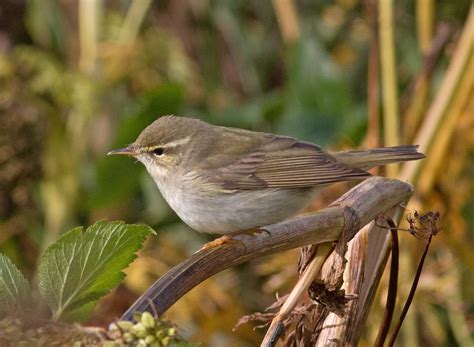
163,185,317,234
140,157,318,234
151,171,316,234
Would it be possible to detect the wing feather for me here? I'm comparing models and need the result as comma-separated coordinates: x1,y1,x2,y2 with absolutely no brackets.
204,135,370,190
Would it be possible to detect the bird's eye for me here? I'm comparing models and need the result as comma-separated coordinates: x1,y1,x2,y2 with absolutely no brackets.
152,148,164,156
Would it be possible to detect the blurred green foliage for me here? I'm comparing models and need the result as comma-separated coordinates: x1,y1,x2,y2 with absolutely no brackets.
0,220,153,324
0,1,472,346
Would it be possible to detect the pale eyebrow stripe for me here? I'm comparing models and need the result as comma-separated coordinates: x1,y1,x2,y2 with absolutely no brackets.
143,136,192,152
164,136,192,148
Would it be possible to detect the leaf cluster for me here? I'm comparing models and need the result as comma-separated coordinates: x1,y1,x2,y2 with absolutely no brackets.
0,220,154,322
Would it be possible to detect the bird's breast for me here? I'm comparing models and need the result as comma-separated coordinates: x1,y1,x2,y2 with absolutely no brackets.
153,174,318,234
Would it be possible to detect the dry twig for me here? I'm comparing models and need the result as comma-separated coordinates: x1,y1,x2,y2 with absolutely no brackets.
122,177,414,346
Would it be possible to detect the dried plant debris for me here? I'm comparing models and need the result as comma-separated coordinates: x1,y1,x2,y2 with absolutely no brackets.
308,281,351,317
377,210,441,239
235,284,350,343
235,299,323,341
297,245,318,272
0,316,101,346
234,294,287,331
237,243,352,345
0,312,190,346
406,211,441,239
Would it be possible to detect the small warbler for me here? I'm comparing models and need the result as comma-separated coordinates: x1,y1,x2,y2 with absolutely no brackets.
108,116,424,234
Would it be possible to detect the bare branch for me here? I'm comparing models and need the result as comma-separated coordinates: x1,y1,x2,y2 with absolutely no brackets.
121,177,413,322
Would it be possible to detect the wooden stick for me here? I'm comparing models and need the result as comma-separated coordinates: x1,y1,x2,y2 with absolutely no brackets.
261,243,333,347
121,177,413,321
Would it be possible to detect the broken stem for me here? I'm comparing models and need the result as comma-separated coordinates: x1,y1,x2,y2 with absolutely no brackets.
261,243,333,347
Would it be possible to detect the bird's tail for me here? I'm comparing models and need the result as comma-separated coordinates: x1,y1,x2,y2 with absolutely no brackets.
332,145,425,170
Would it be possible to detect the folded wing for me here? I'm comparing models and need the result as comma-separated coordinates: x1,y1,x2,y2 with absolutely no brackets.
210,135,371,190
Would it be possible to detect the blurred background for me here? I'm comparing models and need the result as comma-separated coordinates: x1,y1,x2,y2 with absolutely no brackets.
0,0,472,346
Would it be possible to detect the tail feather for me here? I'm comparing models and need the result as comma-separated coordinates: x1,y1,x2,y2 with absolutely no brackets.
332,145,425,170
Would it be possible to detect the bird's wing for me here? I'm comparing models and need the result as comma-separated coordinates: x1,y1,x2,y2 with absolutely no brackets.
203,135,371,190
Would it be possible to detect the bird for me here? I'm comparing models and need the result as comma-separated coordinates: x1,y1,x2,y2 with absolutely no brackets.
108,115,424,234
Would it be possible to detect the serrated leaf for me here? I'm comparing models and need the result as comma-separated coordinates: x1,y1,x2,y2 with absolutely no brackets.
37,220,154,322
0,253,32,314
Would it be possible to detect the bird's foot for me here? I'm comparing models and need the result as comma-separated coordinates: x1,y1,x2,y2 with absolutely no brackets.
199,228,269,252
200,234,240,251
201,234,232,249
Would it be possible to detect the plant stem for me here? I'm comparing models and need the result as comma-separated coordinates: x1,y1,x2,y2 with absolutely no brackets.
402,0,435,141
122,178,414,321
417,0,434,53
374,226,399,346
364,0,381,152
400,6,474,182
417,58,473,194
261,243,333,347
388,235,433,346
379,0,400,177
79,0,100,74
272,0,300,44
118,0,152,44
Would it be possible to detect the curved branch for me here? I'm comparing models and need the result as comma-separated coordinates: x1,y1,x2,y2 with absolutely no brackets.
121,177,413,321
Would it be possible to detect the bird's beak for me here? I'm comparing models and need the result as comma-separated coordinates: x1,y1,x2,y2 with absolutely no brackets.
107,146,138,157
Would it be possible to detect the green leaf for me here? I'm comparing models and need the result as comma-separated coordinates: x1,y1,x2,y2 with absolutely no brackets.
0,253,32,315
37,220,154,322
